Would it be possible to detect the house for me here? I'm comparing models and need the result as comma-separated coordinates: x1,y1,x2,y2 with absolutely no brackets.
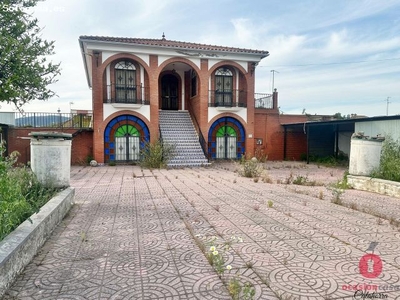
79,35,306,166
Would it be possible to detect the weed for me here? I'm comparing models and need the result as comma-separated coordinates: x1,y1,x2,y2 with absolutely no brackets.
318,190,324,200
253,177,259,183
332,171,350,189
349,202,358,210
140,140,175,169
255,147,268,163
267,200,274,208
284,172,294,184
261,173,273,183
376,218,383,225
0,142,59,241
80,231,87,242
370,137,400,182
242,282,256,300
228,277,242,300
245,261,254,269
236,159,263,178
330,188,344,205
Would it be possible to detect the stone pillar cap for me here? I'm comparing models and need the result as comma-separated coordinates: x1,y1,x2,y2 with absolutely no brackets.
29,132,73,140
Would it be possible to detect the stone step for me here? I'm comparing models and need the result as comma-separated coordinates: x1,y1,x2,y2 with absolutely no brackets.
159,111,208,168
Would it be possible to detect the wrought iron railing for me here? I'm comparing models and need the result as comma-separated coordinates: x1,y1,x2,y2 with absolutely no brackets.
11,112,93,128
187,100,208,160
104,84,150,105
208,90,247,108
255,93,273,109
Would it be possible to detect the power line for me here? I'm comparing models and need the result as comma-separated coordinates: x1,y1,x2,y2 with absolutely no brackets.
259,57,400,68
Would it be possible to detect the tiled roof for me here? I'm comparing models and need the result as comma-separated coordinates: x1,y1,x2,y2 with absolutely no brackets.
79,35,269,57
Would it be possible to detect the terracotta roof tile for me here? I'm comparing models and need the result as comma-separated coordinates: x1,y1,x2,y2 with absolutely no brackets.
79,35,269,57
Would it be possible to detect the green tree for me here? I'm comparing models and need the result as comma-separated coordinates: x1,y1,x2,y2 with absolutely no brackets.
0,0,60,109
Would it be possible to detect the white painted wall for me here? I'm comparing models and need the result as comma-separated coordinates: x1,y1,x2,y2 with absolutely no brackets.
208,107,247,123
338,132,352,156
103,104,151,122
355,120,400,141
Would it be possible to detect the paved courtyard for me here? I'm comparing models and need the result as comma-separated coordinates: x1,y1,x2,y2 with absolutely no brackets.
3,162,400,299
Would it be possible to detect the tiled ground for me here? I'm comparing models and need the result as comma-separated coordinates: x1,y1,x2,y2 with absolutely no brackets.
3,163,400,299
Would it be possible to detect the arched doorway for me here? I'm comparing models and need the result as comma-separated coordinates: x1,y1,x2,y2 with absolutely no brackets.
208,117,245,159
161,74,179,110
104,115,150,163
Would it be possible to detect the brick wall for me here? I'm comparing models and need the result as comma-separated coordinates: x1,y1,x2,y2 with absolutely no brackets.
6,128,93,165
254,112,307,161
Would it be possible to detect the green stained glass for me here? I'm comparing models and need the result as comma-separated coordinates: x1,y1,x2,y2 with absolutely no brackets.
216,126,236,137
115,125,140,137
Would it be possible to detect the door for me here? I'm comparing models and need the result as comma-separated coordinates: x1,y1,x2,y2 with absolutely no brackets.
161,74,179,110
115,125,140,162
215,68,233,106
216,126,237,159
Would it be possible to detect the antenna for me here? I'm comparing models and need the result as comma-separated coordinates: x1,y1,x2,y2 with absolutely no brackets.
271,70,279,93
385,97,391,116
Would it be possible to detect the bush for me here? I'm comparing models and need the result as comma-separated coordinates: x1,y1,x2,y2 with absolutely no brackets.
0,142,58,241
371,137,400,182
236,159,263,178
140,140,175,169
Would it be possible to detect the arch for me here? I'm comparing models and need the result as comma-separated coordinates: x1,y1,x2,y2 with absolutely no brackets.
208,61,247,76
104,114,150,162
100,53,150,76
208,117,246,159
157,57,201,76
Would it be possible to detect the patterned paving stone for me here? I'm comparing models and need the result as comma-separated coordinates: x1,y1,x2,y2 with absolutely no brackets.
4,164,400,299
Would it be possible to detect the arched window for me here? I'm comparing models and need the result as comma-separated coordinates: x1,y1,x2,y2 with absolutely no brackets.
115,61,136,103
215,68,233,106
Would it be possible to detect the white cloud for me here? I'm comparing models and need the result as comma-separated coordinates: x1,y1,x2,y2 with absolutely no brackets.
2,0,399,118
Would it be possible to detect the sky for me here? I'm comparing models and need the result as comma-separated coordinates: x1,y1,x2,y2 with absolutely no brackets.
1,0,400,117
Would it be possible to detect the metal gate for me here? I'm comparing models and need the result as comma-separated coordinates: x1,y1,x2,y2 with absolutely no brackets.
216,136,237,159
115,136,140,161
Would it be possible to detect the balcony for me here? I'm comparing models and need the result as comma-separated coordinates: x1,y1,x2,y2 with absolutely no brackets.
104,84,150,105
255,93,273,109
208,90,247,108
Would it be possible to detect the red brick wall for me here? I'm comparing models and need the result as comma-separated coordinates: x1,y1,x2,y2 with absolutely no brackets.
6,128,93,165
285,131,307,161
254,112,307,161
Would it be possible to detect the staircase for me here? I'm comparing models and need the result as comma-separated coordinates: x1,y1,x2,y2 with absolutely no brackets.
159,111,209,168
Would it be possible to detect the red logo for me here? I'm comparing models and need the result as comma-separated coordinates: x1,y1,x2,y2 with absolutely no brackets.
359,253,382,278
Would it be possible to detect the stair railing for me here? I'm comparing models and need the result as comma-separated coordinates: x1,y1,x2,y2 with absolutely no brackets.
187,101,209,160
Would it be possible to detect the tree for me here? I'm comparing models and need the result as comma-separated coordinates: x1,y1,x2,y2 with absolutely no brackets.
0,0,60,110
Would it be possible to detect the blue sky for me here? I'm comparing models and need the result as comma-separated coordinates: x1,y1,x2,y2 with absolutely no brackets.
2,0,399,116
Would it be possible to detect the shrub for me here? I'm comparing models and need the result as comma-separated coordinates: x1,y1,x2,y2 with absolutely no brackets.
140,140,175,169
371,137,400,182
236,159,263,178
0,142,58,241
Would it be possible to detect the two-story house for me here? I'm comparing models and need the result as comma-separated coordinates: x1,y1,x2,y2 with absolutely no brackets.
79,35,295,166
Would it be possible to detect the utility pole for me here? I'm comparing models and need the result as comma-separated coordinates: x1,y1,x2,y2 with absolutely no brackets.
385,97,391,116
271,70,279,93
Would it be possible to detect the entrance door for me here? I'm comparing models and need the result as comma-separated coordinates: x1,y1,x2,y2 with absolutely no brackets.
216,126,237,159
115,125,140,162
161,74,179,110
